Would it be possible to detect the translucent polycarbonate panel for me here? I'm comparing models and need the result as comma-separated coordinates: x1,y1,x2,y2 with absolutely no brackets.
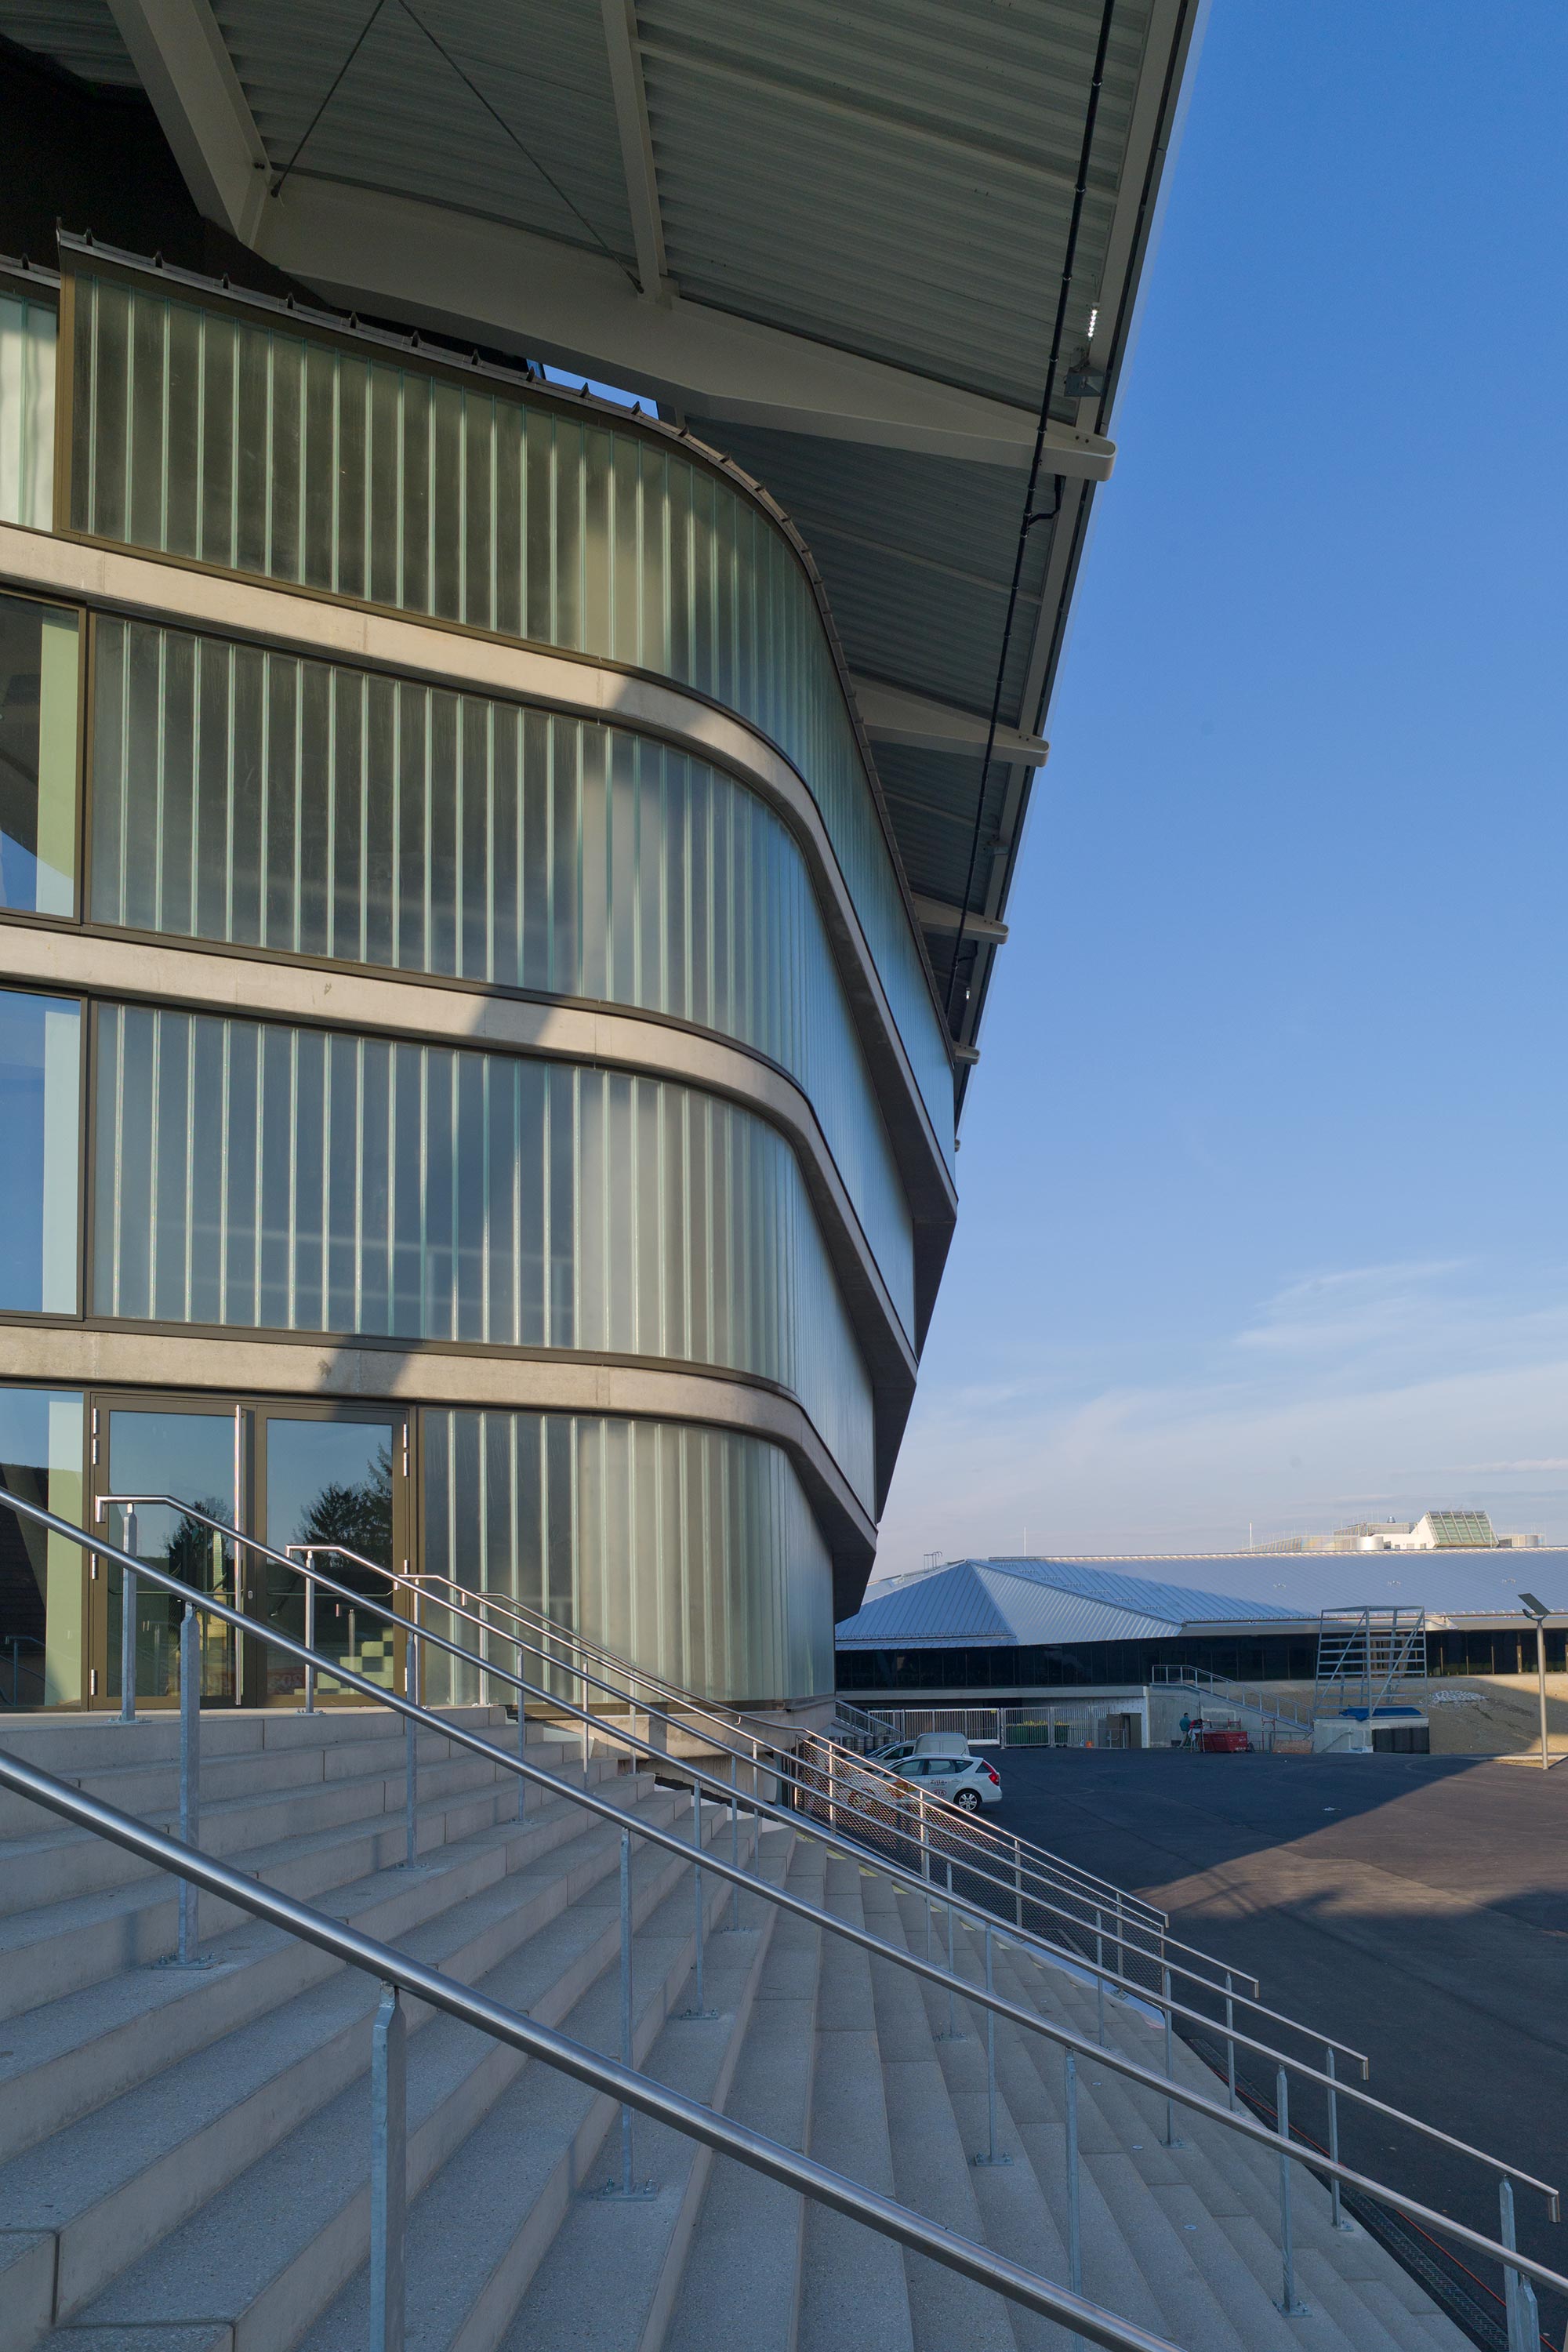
0,289,55,529
0,593,78,916
419,1409,835,1706
0,990,81,1314
93,1007,874,1504
68,270,953,1163
89,618,915,1332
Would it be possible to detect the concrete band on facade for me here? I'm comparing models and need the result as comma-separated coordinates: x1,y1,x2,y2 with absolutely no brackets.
0,1319,873,1588
0,923,919,1427
0,260,946,1711
0,521,956,1316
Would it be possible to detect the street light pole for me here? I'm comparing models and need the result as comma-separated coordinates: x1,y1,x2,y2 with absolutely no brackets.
1519,1595,1553,1772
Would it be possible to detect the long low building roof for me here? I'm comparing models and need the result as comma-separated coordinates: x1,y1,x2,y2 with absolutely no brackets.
838,1549,1568,1646
836,1555,1305,1647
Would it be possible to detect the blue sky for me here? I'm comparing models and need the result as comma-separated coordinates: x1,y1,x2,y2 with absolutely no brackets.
876,0,1568,1574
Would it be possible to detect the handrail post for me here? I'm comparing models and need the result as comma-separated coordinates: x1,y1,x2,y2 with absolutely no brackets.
729,1751,740,1929
1225,1973,1238,2112
582,1668,590,1770
300,1559,317,1714
592,1827,653,2198
1014,1838,1023,1929
1065,2049,1083,2297
369,1984,406,2352
1501,2179,1527,2352
118,1505,138,1723
937,1858,964,2042
1161,1964,1183,2147
1276,2068,1308,2314
403,1595,419,1868
972,1922,1010,2166
677,1779,716,2020
177,1602,201,1965
620,1827,635,2191
1326,2045,1347,2229
517,1687,528,1821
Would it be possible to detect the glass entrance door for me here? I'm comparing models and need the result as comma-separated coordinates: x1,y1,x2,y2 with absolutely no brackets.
257,1410,405,1704
97,1403,241,1708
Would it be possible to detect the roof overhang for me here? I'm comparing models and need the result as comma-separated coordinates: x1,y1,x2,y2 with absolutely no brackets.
53,0,1204,1094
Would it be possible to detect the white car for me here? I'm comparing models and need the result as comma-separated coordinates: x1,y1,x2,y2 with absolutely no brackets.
897,1750,1003,1814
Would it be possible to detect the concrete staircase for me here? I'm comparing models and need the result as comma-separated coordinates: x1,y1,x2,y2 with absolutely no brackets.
0,1707,1476,2352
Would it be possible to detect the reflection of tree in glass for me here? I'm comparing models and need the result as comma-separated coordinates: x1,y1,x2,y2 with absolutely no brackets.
298,1445,393,1588
166,1498,230,1593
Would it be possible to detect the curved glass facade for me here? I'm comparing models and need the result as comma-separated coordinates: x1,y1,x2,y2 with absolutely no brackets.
420,1409,834,1706
66,267,954,1162
89,615,915,1332
0,285,54,530
91,1004,875,1506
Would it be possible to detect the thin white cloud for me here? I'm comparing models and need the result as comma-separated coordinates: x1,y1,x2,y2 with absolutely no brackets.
878,1259,1568,1570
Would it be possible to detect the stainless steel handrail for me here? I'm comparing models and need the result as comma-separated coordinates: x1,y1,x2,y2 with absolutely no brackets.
232,1519,1286,2042
32,1491,1563,2238
113,1500,1244,2038
410,1563,1165,1935
4,1568,1564,2333
0,1742,1181,2352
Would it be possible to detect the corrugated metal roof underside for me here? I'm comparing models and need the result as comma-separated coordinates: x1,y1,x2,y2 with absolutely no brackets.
689,428,1050,719
837,1555,1307,1646
212,0,636,264
0,0,1187,1060
0,0,136,82
638,0,1147,408
872,744,1016,913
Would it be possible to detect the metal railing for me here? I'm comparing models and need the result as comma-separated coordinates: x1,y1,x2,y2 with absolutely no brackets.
1152,1664,1313,1740
397,1559,1171,1947
5,1483,1563,2344
0,1740,1181,2352
830,1696,897,1744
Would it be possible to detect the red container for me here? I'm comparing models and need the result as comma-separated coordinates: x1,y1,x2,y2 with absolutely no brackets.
1200,1728,1250,1754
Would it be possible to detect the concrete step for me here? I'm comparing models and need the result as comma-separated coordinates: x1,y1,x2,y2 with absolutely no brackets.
0,1775,692,2347
991,1929,1469,2352
19,1802,758,2352
857,1876,1018,2352
886,1882,1187,2350
662,1841,826,2352
973,1933,1278,2351
0,1706,509,1828
0,1765,656,2165
0,1739,638,2023
488,1826,793,2352
796,1855,916,2352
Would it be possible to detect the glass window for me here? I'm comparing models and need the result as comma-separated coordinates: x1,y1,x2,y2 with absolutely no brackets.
421,1409,835,1706
0,288,56,531
0,1386,85,1704
93,1005,874,1504
0,990,80,1311
0,593,78,915
68,268,954,1166
88,619,916,1335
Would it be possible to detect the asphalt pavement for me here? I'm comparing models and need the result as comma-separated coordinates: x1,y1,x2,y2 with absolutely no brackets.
987,1746,1568,2345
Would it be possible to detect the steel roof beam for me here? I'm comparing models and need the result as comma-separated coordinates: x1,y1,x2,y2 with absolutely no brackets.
852,677,1048,764
912,896,1008,943
599,0,673,299
106,0,269,245
254,176,1116,472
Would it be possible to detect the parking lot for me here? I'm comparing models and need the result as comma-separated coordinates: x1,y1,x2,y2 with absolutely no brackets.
988,1744,1568,2341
